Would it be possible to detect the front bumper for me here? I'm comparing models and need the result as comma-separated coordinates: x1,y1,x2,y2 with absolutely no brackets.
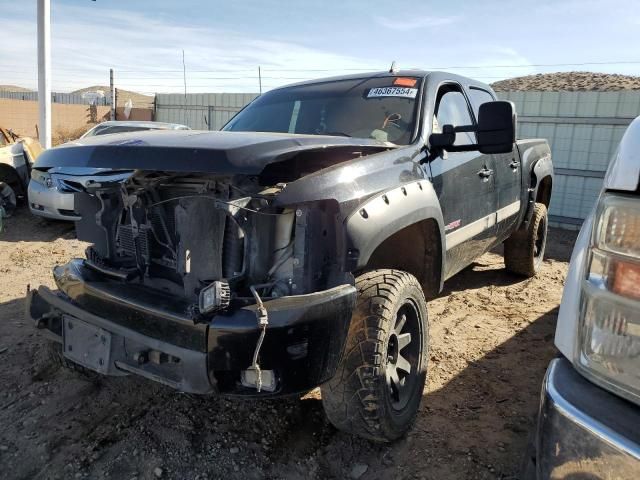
27,259,356,396
533,357,640,478
28,180,79,220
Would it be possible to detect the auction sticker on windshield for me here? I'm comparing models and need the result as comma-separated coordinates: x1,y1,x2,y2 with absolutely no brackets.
367,87,418,98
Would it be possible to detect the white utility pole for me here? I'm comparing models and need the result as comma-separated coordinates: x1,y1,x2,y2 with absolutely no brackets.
37,0,52,148
110,68,115,120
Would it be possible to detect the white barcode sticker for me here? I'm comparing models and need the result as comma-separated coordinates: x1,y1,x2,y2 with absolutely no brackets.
367,87,418,98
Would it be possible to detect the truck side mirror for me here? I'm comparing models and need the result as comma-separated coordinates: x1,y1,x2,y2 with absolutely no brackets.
476,101,516,154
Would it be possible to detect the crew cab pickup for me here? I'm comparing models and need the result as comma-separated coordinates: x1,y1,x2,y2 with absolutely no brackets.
27,71,553,442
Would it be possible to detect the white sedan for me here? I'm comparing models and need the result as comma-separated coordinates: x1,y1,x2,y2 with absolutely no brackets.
28,121,189,220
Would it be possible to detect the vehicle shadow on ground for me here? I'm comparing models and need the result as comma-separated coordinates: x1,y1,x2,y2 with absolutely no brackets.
0,206,75,243
490,227,578,264
0,297,559,480
0,230,574,480
267,314,560,480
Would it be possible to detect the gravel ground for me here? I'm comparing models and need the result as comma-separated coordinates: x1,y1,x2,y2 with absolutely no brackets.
0,208,577,480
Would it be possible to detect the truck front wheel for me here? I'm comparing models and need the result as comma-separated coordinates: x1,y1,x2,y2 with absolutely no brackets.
321,269,429,442
504,202,548,277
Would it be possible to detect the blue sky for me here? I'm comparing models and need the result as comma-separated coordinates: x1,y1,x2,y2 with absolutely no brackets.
1,0,639,94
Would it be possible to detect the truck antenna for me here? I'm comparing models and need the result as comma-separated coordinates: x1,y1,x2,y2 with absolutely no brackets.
389,61,398,74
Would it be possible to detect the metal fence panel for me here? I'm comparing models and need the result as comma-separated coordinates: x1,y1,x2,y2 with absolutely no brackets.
498,90,640,228
155,93,258,131
0,90,110,105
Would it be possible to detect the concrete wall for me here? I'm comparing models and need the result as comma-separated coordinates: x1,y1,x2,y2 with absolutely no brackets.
0,98,111,138
0,99,154,143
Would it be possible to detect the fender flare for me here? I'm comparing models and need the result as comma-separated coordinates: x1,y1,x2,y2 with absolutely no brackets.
344,179,445,287
523,154,553,227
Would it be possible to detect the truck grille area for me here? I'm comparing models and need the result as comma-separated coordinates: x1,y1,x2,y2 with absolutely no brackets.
116,225,151,262
74,173,291,304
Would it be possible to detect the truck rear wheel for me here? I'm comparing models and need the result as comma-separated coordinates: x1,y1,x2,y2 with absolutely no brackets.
321,269,429,442
504,202,548,277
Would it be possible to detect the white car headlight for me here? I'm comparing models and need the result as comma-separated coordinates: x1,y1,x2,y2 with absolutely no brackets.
577,193,640,405
31,169,53,188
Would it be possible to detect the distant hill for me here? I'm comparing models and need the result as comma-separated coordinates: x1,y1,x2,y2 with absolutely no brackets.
70,85,154,107
491,71,640,92
0,85,34,92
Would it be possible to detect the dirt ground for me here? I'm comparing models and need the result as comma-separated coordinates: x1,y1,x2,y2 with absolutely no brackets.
0,207,577,480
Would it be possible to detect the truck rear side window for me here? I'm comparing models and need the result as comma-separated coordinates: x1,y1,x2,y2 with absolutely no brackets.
468,88,495,120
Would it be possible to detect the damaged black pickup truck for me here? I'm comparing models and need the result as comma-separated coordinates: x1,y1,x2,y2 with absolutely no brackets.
27,71,553,442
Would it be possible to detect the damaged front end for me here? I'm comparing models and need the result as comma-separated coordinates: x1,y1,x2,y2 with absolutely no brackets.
28,169,356,396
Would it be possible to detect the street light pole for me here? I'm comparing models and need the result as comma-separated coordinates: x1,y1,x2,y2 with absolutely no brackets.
37,0,51,148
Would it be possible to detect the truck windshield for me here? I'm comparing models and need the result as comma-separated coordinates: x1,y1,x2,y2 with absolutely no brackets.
223,77,422,145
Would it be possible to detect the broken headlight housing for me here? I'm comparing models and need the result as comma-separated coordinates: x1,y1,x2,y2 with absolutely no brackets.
31,169,53,188
578,193,640,405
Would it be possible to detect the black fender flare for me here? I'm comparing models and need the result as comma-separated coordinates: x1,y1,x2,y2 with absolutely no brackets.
344,179,445,288
523,154,553,227
516,140,553,229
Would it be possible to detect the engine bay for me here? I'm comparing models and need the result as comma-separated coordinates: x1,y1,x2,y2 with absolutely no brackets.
73,171,344,322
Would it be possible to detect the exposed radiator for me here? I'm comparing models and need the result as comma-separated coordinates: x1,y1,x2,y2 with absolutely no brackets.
116,224,151,262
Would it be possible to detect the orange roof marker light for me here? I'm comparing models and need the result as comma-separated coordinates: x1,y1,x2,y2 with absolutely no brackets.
393,77,417,87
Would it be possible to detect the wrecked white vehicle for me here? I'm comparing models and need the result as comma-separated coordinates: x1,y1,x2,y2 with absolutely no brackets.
0,126,42,216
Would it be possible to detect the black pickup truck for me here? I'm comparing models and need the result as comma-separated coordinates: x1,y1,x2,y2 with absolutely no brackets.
28,70,553,442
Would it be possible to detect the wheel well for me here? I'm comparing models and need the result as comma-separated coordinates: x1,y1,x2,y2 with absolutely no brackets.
0,164,23,194
536,176,552,208
364,219,442,299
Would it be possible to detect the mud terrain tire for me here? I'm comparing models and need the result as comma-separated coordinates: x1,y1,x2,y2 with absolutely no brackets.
321,269,429,442
504,202,548,277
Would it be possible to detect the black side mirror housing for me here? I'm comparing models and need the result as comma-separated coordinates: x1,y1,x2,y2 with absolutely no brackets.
426,100,516,158
477,101,516,154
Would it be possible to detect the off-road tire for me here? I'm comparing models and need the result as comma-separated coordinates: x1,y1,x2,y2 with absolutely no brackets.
504,202,548,277
321,269,429,442
45,341,101,382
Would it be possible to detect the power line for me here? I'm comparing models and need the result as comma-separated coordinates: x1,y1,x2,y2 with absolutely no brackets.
4,59,640,74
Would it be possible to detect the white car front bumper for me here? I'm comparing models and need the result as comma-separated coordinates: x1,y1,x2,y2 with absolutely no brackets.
28,179,79,221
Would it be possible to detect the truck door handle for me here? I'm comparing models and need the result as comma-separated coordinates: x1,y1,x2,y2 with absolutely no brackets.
509,159,519,170
478,168,493,179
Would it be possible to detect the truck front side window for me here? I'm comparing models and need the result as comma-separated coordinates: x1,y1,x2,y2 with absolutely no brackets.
434,90,475,146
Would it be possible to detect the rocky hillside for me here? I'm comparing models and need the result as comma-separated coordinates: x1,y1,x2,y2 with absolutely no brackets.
0,85,33,92
491,71,640,92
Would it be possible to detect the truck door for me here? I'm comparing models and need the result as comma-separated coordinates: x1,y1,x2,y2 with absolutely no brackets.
468,87,521,240
428,84,498,278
